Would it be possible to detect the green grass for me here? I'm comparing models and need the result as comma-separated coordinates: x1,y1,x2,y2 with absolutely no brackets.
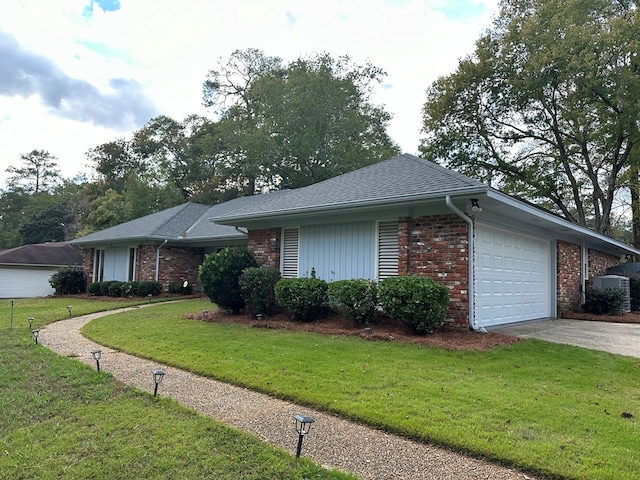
0,297,164,329
0,326,354,480
82,298,640,480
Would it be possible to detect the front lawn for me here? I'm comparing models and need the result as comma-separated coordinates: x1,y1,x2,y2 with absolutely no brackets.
0,324,354,480
83,298,640,480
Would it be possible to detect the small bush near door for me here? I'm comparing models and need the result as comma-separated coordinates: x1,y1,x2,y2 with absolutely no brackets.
327,279,378,326
275,277,328,322
239,267,281,317
378,276,449,334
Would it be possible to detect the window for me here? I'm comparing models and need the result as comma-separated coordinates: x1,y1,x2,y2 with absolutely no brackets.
281,228,299,278
94,249,105,282
377,221,398,280
127,247,137,281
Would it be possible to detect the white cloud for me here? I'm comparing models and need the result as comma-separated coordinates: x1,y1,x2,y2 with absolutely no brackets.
0,0,498,186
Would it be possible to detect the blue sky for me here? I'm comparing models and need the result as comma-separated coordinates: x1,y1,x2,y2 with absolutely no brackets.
0,0,498,184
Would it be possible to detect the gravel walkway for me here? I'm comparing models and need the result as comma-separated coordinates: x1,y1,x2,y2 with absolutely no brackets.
41,307,537,480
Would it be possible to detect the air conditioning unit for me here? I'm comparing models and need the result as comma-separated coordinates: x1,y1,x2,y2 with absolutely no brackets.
591,275,631,313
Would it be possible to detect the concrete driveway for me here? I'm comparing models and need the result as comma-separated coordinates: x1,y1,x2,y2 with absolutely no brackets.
495,319,640,358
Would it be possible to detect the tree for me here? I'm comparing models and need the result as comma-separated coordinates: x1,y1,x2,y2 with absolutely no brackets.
19,203,72,244
203,49,399,193
420,0,640,238
6,150,62,194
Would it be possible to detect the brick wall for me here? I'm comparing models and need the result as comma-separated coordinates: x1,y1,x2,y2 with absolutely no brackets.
556,240,581,314
136,245,204,291
82,248,94,284
588,249,619,278
399,215,469,327
248,228,281,268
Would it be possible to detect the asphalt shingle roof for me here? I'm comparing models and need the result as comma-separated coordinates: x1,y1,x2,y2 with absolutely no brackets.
0,242,83,266
213,154,486,222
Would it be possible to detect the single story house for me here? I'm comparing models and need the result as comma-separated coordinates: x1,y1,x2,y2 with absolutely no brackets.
69,193,289,291
211,154,640,330
0,242,83,298
71,154,640,330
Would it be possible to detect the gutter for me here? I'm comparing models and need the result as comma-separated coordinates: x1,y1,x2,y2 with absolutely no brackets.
445,195,481,332
155,239,168,282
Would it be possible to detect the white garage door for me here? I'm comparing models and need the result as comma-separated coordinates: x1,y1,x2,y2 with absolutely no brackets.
0,267,57,298
475,225,550,327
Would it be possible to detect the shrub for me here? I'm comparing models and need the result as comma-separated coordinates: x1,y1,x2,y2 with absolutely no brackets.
378,276,449,334
87,282,102,296
99,281,119,296
120,281,135,297
108,281,124,297
49,266,87,295
584,287,626,315
135,281,163,297
199,247,258,313
275,277,328,322
327,279,378,326
168,281,194,295
239,267,281,317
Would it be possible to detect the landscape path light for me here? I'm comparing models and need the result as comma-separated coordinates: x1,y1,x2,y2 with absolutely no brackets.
67,305,72,317
31,329,39,344
293,414,315,458
91,349,102,372
152,369,166,397
28,316,34,329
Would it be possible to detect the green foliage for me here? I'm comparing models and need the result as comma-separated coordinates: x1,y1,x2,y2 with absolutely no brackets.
327,279,378,326
6,149,62,194
168,281,194,295
239,266,281,316
203,49,399,193
198,247,258,313
48,266,87,295
378,276,449,334
420,0,640,236
274,277,328,322
584,287,626,315
19,203,73,244
87,281,162,297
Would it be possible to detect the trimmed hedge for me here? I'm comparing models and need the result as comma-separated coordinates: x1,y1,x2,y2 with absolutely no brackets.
168,281,194,295
275,277,328,322
87,280,162,297
327,279,378,326
239,267,281,317
378,276,449,334
584,287,626,315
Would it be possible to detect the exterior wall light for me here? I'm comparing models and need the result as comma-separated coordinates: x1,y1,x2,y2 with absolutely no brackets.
293,414,315,458
32,329,40,344
91,349,102,372
152,370,166,397
471,199,482,212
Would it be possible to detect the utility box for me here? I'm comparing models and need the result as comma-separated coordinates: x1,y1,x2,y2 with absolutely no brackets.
591,275,631,313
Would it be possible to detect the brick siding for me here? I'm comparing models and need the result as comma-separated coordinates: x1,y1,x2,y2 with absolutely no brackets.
556,240,582,315
248,228,281,268
588,249,619,278
399,215,469,327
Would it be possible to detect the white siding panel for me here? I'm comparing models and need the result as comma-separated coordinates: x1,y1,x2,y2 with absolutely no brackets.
299,222,375,280
475,225,550,327
103,247,129,281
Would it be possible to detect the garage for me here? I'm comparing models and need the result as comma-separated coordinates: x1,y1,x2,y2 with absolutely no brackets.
0,266,57,298
475,225,551,327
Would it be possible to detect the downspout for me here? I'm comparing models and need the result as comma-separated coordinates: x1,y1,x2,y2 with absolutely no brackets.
155,239,168,282
445,195,481,332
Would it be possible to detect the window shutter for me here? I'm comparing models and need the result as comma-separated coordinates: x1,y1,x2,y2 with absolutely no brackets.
378,221,398,280
281,228,299,278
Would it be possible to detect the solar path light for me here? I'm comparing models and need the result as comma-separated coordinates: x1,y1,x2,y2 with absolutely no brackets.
67,305,72,317
152,370,166,397
293,414,315,458
28,316,34,329
32,329,40,344
91,349,102,372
